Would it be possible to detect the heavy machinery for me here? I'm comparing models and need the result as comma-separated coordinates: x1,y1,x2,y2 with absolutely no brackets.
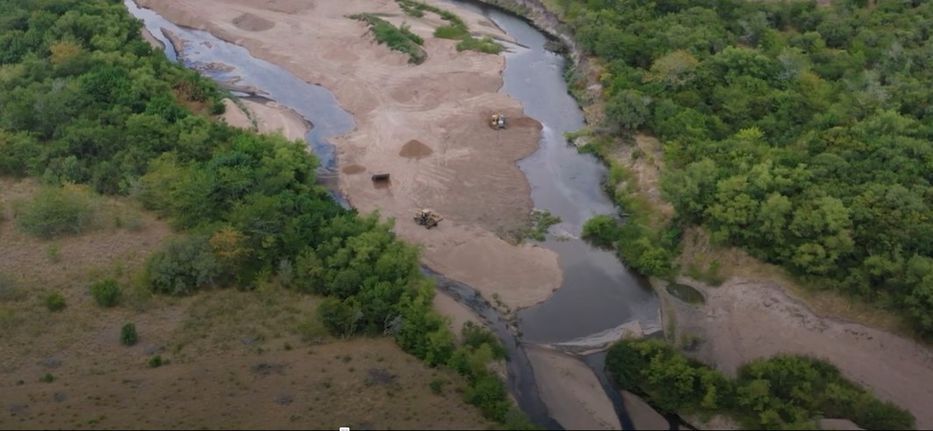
414,209,443,229
489,113,507,129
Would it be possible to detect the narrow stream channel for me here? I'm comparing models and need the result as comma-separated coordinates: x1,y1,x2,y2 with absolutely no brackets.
444,0,661,347
125,1,663,428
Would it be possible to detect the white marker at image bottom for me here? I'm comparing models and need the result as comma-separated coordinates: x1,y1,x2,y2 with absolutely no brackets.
339,427,350,431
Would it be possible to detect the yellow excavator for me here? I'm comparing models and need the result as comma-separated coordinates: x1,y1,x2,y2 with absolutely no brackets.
414,209,443,229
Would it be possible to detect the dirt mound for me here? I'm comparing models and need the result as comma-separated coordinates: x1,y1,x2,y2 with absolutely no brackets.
341,164,366,174
399,140,433,159
233,13,274,32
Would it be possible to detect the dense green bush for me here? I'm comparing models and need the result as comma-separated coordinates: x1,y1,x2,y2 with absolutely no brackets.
146,236,220,295
606,339,731,413
16,186,95,239
735,356,914,430
606,340,914,429
90,279,121,307
581,214,620,248
558,0,933,335
44,292,66,312
121,323,138,346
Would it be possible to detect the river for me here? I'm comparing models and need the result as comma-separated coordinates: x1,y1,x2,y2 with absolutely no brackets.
125,0,662,428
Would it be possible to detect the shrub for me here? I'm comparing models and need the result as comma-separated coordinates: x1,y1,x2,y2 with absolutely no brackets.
44,292,66,312
16,185,95,239
582,215,621,247
148,355,163,368
461,322,506,359
429,378,446,394
90,279,121,307
120,323,138,346
456,36,504,54
318,297,361,337
46,243,61,263
146,235,221,295
40,373,55,383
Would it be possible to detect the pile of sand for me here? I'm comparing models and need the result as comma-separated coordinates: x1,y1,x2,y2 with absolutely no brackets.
232,13,274,31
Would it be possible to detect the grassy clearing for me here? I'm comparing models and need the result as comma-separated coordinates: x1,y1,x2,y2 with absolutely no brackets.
350,13,427,64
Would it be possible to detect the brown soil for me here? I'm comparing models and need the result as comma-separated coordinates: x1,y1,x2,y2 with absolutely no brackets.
137,0,563,310
341,164,366,175
398,140,433,159
232,13,274,31
660,277,933,428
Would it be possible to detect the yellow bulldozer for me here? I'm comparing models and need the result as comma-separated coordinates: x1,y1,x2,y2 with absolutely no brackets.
414,209,443,229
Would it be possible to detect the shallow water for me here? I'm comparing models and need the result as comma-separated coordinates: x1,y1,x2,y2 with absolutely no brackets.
444,0,660,345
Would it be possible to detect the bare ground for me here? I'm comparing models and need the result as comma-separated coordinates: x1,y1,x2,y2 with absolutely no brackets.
660,276,933,429
135,0,563,310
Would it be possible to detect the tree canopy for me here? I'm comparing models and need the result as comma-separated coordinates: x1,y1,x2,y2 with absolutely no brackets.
561,0,933,335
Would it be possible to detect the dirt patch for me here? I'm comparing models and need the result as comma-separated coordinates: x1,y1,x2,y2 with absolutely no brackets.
399,140,433,159
141,27,164,50
233,13,274,32
660,277,933,429
341,164,366,175
221,98,253,130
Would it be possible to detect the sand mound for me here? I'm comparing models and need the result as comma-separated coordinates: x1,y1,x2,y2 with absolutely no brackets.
342,164,366,175
233,13,274,32
399,140,433,159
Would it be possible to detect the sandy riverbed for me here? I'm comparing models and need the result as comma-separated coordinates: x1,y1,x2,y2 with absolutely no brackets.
525,346,621,430
662,277,933,428
222,98,309,141
137,0,562,311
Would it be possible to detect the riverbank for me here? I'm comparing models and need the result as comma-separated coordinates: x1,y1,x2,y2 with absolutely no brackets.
221,98,309,142
493,0,933,427
137,0,563,311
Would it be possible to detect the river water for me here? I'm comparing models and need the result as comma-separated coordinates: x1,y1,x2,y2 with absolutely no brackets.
444,0,660,347
125,0,662,428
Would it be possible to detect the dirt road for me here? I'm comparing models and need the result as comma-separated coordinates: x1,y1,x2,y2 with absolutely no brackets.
137,0,563,310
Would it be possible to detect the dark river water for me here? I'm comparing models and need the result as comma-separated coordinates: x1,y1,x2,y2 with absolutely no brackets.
125,0,664,428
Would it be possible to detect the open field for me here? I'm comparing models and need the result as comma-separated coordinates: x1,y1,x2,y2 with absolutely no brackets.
0,178,492,430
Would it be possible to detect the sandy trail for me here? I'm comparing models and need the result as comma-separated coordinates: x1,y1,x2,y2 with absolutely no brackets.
662,277,933,428
136,0,562,311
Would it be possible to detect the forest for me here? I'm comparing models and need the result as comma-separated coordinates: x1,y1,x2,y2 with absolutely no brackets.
0,0,527,427
561,0,933,335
